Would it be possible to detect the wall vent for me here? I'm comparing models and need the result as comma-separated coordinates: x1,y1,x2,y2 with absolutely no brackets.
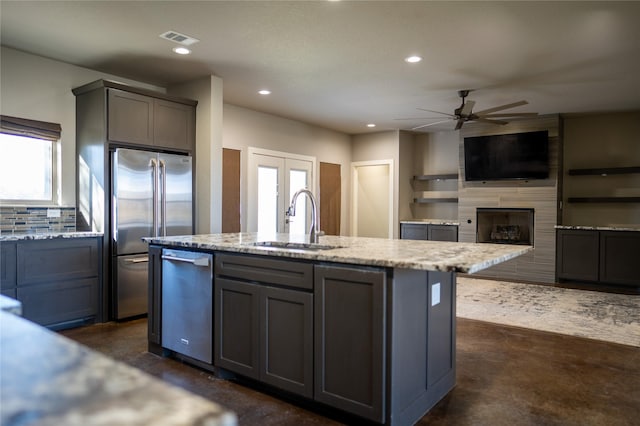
159,30,200,46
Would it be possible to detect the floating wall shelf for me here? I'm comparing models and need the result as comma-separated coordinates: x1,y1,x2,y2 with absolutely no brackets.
413,174,458,181
413,198,459,204
568,166,640,176
568,197,640,203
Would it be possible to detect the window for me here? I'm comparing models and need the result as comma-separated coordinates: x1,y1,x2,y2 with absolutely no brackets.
0,115,61,204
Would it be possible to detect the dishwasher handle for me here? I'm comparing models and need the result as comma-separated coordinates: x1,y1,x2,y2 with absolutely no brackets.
162,254,210,267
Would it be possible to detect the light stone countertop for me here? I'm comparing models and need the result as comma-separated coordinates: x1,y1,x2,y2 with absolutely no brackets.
555,225,640,232
144,232,531,274
0,309,236,426
400,219,460,226
0,231,103,241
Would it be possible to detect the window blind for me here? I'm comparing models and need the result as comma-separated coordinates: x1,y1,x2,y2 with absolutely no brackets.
0,115,61,141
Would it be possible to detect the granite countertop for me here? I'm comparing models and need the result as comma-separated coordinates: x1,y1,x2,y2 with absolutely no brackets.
555,225,640,232
0,309,236,426
144,232,531,274
0,231,103,242
400,219,460,226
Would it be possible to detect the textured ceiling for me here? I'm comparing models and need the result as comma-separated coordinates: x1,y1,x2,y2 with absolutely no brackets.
2,1,640,134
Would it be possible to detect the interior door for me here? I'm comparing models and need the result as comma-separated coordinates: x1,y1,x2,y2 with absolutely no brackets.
352,161,393,239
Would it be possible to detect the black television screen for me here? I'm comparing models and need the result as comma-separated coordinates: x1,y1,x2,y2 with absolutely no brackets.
464,130,549,181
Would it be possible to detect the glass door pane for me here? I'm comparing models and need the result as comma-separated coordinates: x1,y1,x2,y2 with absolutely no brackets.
258,166,279,234
288,169,308,235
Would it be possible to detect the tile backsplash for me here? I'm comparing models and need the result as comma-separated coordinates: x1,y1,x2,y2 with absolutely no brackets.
0,206,76,234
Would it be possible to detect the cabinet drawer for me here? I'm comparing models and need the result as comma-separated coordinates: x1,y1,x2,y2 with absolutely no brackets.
215,253,313,290
17,278,98,326
17,238,99,285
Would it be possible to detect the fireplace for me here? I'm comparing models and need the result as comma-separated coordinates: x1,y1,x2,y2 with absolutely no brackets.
476,208,534,246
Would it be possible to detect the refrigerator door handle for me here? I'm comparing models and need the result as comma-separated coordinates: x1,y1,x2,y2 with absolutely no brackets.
159,159,167,236
124,257,149,263
150,158,159,237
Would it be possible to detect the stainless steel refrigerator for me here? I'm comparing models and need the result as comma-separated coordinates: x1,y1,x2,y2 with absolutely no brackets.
112,148,193,319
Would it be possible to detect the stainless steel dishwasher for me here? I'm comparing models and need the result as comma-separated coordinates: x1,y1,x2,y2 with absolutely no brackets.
161,249,213,364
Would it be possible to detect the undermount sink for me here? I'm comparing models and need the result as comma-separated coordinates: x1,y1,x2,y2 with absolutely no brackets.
251,241,343,251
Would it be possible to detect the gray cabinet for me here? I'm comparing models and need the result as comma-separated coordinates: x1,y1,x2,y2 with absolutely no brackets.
556,229,599,282
428,224,458,242
400,223,458,242
214,253,314,398
147,245,163,346
599,231,639,286
1,242,16,298
556,229,639,287
314,264,386,423
5,237,102,329
108,89,195,151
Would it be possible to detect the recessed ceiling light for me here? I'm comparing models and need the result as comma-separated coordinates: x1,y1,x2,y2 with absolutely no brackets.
404,55,423,63
258,90,271,95
367,123,376,128
173,47,191,55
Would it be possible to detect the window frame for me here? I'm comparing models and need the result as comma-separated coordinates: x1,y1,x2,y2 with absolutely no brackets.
0,115,61,205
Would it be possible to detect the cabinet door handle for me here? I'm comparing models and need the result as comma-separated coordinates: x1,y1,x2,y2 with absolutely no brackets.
162,254,210,267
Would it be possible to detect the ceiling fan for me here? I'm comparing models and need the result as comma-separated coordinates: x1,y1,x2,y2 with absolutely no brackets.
399,90,538,131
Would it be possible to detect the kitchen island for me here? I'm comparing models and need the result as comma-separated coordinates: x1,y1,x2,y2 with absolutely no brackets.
144,233,531,425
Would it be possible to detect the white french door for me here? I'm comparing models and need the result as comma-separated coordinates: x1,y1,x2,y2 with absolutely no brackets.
248,148,315,235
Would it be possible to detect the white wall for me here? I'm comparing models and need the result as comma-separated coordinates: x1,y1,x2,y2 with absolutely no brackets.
0,46,165,207
168,76,224,234
222,104,352,235
352,130,400,237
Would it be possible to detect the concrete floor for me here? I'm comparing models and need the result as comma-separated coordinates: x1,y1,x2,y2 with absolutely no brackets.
61,318,639,425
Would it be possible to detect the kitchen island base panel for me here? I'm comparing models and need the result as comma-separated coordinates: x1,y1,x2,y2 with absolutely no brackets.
388,269,456,425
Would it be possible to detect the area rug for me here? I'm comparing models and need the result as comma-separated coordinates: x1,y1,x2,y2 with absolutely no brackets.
456,276,640,347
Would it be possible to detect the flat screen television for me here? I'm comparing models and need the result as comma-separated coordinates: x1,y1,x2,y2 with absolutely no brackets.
464,130,549,181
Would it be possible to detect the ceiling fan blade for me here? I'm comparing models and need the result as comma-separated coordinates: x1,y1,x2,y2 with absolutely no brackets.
474,117,509,125
411,119,453,130
416,108,456,118
473,100,528,115
454,119,465,130
460,100,475,116
394,117,451,121
479,112,538,118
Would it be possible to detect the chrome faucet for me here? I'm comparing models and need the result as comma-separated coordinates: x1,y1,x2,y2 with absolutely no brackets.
287,188,320,243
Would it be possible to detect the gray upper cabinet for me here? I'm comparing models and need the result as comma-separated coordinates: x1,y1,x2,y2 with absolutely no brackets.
108,89,154,146
314,264,386,423
107,88,195,151
74,79,197,154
